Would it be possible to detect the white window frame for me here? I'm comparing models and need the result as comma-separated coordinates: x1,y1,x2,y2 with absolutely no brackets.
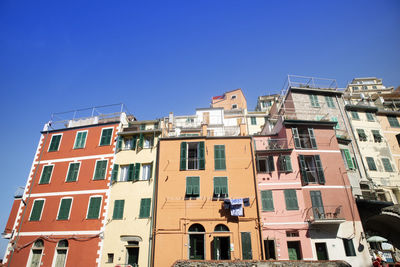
29,198,46,221
48,133,63,152
27,240,45,267
56,197,73,221
124,137,133,150
65,161,81,182
86,195,103,219
98,127,114,146
141,164,151,180
119,165,129,182
92,159,109,180
51,240,69,267
39,164,55,184
73,130,88,149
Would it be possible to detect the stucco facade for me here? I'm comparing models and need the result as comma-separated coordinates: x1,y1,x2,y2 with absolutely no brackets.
211,88,247,111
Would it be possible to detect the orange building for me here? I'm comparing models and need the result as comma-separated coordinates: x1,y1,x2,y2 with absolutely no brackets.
211,88,247,111
152,136,262,267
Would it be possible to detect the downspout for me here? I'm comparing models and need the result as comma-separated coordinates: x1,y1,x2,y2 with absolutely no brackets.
249,137,264,260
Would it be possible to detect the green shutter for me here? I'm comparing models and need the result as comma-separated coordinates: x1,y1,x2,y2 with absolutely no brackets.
241,232,252,260
343,149,354,169
128,164,135,181
39,165,53,184
292,128,301,149
387,116,400,127
220,177,228,196
140,124,145,130
382,158,393,172
308,128,317,149
261,190,274,211
116,136,123,151
186,177,200,197
111,164,119,182
351,111,360,120
214,145,226,170
267,156,275,172
366,112,374,121
87,197,101,219
331,117,339,129
214,177,221,196
149,162,153,179
325,96,335,108
112,200,125,220
138,133,144,149
57,198,72,220
94,160,107,180
310,95,319,107
280,155,292,172
314,155,325,184
310,191,325,219
66,163,80,182
132,136,137,150
199,142,205,170
74,132,87,149
366,157,377,171
186,177,193,195
284,189,299,210
251,117,256,125
49,135,61,151
30,200,44,221
100,128,113,146
298,155,308,185
180,142,187,170
139,198,151,218
134,163,141,181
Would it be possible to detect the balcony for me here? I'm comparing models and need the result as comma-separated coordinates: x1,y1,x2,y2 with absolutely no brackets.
306,205,345,225
254,138,289,151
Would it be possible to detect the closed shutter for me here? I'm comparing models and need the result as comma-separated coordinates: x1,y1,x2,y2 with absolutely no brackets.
387,116,400,127
261,190,274,211
94,160,107,180
343,149,354,169
39,165,53,184
66,163,79,182
186,177,193,195
128,164,135,181
180,142,187,170
49,135,61,151
57,199,72,220
199,142,205,170
298,155,308,185
139,198,151,218
366,157,377,171
87,197,101,219
111,164,119,182
284,155,292,172
292,128,301,149
214,145,226,170
116,136,123,151
100,129,113,146
134,163,141,181
314,155,325,184
112,200,125,219
284,190,299,210
30,200,44,221
381,158,393,172
214,177,221,196
308,128,317,149
241,232,252,260
220,177,228,196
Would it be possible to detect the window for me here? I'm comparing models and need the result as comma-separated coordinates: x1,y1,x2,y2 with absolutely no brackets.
154,122,159,129
381,158,393,172
343,239,356,256
310,190,324,219
48,134,62,152
284,190,299,210
366,112,374,121
99,128,113,146
250,117,256,125
286,231,299,237
213,177,228,198
257,156,274,173
278,155,292,172
143,135,154,148
53,240,68,267
261,190,274,211
351,111,360,120
124,137,134,150
189,224,205,260
231,95,237,99
356,129,367,141
396,134,400,146
140,124,146,130
325,96,335,108
39,165,53,184
372,130,382,143
366,157,377,171
93,160,108,180
141,164,152,180
28,239,44,267
362,85,368,90
340,149,354,170
74,131,87,149
180,142,205,170
309,95,319,107
87,196,102,219
111,164,135,182
331,117,339,129
57,198,72,220
292,128,317,149
107,254,114,263
29,199,44,221
66,162,80,182
214,145,226,170
139,198,151,218
372,85,377,89
353,86,359,91
186,176,200,197
112,200,125,220
298,155,325,185
387,116,400,127
232,104,238,109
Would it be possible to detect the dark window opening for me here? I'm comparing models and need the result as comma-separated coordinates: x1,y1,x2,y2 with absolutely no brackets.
264,240,276,260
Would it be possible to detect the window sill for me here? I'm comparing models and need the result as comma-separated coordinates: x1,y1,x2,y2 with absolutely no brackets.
65,180,77,183
93,178,106,181
73,147,85,150
86,218,100,220
185,196,200,199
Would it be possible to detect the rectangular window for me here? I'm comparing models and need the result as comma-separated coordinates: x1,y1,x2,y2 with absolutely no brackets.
66,162,80,182
57,198,72,220
140,124,146,130
186,176,200,197
214,145,226,170
284,190,299,210
250,117,256,125
139,198,151,218
387,116,400,127
372,130,382,143
298,155,325,185
87,196,102,219
343,239,356,256
143,135,154,148
141,164,152,180
356,129,367,141
112,200,125,220
261,190,274,211
353,86,359,91
331,117,340,129
340,149,354,170
381,158,393,172
351,111,360,120
278,155,292,172
292,128,317,149
74,131,87,149
241,232,253,260
257,156,275,173
39,165,53,184
93,160,108,180
124,137,133,150
325,96,335,108
180,142,205,171
119,165,129,182
213,177,228,198
29,199,44,221
366,157,377,171
48,134,62,152
366,112,374,121
309,95,319,107
100,128,113,146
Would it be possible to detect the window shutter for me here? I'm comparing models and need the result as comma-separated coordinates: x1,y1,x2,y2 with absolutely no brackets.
67,163,79,182
267,156,275,172
298,155,308,185
314,155,325,184
40,165,53,184
343,149,354,169
75,133,82,148
261,190,274,211
292,128,301,148
221,177,228,195
139,198,151,218
134,163,141,181
128,164,135,181
382,158,393,172
149,162,153,179
308,128,317,149
30,200,44,221
132,136,137,150
113,200,124,219
284,190,299,210
241,232,252,260
214,178,221,195
150,135,154,147
111,164,119,182
310,191,325,218
192,176,199,195
199,142,205,170
87,197,101,219
366,157,377,171
186,177,193,195
138,133,144,149
214,145,226,170
116,136,122,151
58,199,72,220
180,142,187,170
284,155,292,172
331,117,339,129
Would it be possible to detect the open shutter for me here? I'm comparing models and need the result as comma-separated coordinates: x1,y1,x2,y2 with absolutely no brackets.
111,164,119,182
292,128,301,148
134,163,141,181
314,155,325,184
284,155,292,172
214,178,221,196
199,142,205,170
343,149,354,169
127,164,135,181
261,190,274,211
267,156,275,172
308,128,317,149
149,162,153,179
138,133,144,149
132,136,137,150
298,155,308,185
116,136,122,151
180,142,187,170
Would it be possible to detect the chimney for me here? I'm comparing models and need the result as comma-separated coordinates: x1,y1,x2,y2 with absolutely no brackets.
201,123,208,136
239,118,247,136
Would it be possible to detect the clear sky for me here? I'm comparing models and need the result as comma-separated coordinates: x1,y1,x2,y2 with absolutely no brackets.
0,0,399,258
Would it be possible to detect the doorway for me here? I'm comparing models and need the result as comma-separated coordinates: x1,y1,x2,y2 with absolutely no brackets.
264,240,276,260
315,242,329,260
126,247,139,266
189,234,205,259
287,241,302,260
212,236,230,260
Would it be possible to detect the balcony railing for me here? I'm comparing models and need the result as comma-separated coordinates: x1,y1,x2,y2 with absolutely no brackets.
306,205,345,225
255,138,289,151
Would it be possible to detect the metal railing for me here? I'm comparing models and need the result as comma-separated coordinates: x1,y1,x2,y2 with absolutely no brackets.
255,138,288,151
306,205,344,222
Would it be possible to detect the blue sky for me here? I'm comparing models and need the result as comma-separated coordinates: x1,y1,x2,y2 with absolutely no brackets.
0,0,399,257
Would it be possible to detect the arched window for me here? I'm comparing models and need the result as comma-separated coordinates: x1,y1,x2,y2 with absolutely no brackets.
214,224,229,232
188,223,205,232
188,224,205,260
28,239,44,267
53,240,68,267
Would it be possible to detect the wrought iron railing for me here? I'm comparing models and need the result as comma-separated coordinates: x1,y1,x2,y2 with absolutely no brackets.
306,205,344,222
